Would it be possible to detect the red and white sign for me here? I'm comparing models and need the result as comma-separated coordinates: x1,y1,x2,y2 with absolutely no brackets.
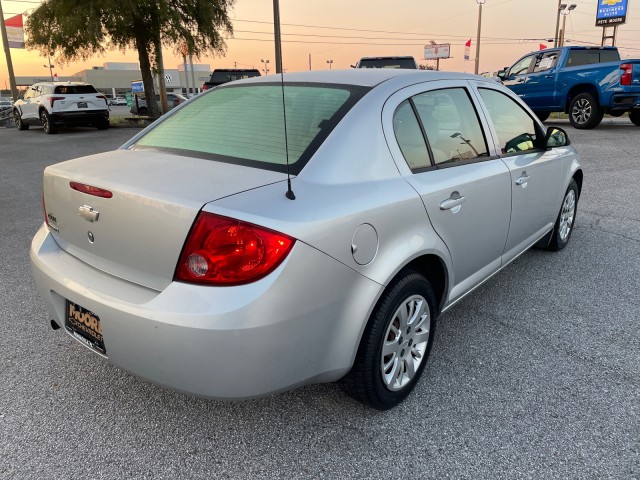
424,44,451,60
5,14,25,49
464,39,471,61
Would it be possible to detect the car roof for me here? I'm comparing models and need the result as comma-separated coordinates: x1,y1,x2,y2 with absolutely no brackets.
235,69,482,88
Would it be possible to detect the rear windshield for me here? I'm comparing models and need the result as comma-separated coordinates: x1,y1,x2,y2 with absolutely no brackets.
358,58,417,69
54,85,98,94
133,83,369,174
209,70,261,85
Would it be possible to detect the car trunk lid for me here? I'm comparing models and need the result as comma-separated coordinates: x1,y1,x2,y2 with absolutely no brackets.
43,149,286,291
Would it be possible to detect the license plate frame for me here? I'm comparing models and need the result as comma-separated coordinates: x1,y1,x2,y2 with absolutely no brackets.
77,102,88,109
65,300,106,354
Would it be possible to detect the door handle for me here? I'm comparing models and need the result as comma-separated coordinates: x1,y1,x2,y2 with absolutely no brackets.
515,174,530,188
516,78,526,83
545,75,554,79
440,193,466,213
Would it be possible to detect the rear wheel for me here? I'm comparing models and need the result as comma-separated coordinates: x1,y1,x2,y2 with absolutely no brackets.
14,110,29,130
40,110,57,134
547,179,579,251
630,110,640,127
569,93,603,130
96,120,109,130
340,270,437,410
533,111,550,122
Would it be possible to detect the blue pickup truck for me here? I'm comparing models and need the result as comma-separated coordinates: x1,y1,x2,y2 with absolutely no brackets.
499,46,640,129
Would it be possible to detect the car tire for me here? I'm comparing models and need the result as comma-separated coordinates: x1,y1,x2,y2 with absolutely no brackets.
14,110,29,130
340,270,437,410
569,93,603,130
40,110,57,134
630,110,640,127
533,111,550,122
96,121,109,130
547,179,579,252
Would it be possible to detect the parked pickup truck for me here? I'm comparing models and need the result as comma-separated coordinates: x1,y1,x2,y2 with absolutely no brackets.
201,69,261,91
499,46,640,129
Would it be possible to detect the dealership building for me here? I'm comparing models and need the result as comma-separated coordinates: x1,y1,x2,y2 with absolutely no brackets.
14,62,212,97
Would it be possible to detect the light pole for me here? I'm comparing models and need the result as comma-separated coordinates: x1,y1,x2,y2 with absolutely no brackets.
272,0,283,74
43,54,55,82
474,0,486,75
261,59,270,75
326,59,333,70
559,4,576,47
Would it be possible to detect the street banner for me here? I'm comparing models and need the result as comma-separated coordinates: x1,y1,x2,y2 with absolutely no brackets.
464,39,471,61
595,0,629,26
5,14,25,49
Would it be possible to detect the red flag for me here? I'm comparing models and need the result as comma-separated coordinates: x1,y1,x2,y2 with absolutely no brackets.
53,73,58,82
5,14,25,49
540,44,548,50
464,39,471,61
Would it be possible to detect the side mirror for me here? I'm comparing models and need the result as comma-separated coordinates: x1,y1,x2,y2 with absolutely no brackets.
497,70,506,80
545,127,570,148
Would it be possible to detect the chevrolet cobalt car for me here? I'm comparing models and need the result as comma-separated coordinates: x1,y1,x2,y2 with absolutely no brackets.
31,70,582,410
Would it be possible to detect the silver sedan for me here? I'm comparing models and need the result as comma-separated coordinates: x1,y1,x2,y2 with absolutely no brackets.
31,70,582,410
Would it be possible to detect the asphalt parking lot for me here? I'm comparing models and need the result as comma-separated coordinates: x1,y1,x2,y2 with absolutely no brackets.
1,120,639,479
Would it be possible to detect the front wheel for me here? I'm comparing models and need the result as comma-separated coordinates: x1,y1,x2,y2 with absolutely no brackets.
40,110,57,134
630,110,640,127
340,270,437,410
569,93,603,130
547,179,579,251
14,110,29,130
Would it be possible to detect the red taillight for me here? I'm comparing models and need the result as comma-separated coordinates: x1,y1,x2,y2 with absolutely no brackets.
202,84,208,91
49,96,65,107
69,181,113,198
621,64,633,86
175,212,295,286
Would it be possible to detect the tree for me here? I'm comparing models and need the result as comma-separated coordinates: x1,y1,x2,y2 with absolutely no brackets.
26,0,233,118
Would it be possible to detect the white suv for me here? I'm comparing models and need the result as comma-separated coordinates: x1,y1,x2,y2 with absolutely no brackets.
13,82,109,134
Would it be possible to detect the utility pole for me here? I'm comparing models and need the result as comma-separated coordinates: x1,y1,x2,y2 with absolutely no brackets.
474,0,486,75
554,0,563,48
273,0,283,74
0,3,19,101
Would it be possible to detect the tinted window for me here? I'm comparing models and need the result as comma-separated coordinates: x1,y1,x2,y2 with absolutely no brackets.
600,49,621,63
393,101,431,170
358,58,417,69
209,70,261,85
479,88,539,154
134,83,369,174
413,88,488,165
533,52,559,73
54,85,98,94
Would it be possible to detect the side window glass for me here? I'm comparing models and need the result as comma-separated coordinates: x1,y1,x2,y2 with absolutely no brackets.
509,55,534,76
393,100,431,170
412,88,488,166
533,52,559,73
479,88,539,154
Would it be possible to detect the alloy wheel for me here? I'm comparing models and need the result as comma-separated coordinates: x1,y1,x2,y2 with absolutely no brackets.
571,99,591,126
559,190,576,242
380,294,430,391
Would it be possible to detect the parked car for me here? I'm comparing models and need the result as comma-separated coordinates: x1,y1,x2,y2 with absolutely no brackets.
201,68,261,91
499,46,640,129
354,56,418,69
130,93,188,115
108,96,127,106
31,70,582,410
0,98,12,111
13,82,109,133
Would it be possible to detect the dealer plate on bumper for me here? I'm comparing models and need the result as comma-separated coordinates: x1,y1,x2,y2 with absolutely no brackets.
65,300,106,355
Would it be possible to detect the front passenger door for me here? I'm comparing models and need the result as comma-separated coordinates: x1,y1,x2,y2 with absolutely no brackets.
477,87,562,263
502,54,535,100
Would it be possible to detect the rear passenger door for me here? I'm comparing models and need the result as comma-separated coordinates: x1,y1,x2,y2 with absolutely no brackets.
387,81,512,302
475,85,562,263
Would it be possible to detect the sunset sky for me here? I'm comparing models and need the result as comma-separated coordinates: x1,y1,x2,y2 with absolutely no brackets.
2,0,640,87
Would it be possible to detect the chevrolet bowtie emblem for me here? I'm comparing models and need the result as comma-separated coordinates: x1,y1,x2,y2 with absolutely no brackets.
78,205,99,222
601,0,622,5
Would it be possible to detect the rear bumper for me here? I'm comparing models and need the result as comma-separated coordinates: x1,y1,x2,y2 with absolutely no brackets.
30,225,382,399
50,110,109,126
609,93,640,112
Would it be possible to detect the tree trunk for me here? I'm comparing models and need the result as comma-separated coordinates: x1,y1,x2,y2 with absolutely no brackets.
154,35,169,115
134,32,160,118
